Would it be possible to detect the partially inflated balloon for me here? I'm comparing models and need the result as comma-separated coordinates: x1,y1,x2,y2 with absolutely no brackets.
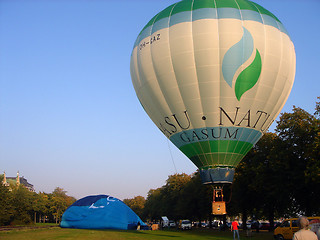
130,0,295,184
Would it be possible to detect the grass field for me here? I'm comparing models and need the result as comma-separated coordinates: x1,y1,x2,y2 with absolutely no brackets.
0,227,274,240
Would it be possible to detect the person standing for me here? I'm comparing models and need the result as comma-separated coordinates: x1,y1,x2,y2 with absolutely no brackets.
231,218,240,240
293,216,317,240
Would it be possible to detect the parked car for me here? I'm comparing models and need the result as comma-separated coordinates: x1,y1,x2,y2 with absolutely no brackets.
250,221,261,231
246,222,252,229
180,220,192,230
260,222,271,230
169,220,176,228
212,220,221,229
201,222,208,228
239,222,252,229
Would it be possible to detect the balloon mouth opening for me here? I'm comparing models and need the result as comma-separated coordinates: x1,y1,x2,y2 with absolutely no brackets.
200,167,235,185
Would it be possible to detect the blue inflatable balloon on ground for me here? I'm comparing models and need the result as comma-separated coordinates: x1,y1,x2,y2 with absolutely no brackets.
60,195,147,230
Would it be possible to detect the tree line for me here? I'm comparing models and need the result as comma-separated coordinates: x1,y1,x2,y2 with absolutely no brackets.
1,99,318,228
0,183,76,226
124,98,320,230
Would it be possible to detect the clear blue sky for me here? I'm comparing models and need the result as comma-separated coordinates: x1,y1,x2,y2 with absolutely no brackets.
1,0,319,200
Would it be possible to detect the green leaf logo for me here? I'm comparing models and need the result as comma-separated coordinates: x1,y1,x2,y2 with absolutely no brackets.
222,27,262,101
235,49,262,100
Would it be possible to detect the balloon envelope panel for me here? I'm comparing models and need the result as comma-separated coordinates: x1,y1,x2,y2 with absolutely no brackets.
60,195,146,230
130,0,295,184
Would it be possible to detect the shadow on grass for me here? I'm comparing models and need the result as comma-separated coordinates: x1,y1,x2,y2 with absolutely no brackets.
0,226,274,240
114,230,180,238
128,228,274,240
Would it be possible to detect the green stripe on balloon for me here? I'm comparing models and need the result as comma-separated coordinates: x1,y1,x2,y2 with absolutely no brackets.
189,153,245,169
200,165,236,170
140,0,281,33
179,140,253,159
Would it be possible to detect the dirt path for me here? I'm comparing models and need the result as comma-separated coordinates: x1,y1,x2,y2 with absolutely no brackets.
0,225,58,232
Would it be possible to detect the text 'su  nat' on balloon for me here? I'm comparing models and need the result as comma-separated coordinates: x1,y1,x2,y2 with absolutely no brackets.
130,0,296,185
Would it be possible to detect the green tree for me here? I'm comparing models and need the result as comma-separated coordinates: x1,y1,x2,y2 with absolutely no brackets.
32,192,49,223
252,133,292,228
178,172,212,222
11,185,34,224
231,133,295,228
143,188,162,221
276,106,320,215
123,196,146,219
49,187,76,223
231,149,259,227
143,173,213,222
143,173,193,221
160,173,191,219
231,100,320,222
0,176,14,225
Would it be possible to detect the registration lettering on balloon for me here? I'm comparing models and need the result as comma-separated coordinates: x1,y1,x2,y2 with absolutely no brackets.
139,33,161,50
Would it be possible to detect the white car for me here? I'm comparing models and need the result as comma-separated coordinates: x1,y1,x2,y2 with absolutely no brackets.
169,220,176,227
181,220,192,230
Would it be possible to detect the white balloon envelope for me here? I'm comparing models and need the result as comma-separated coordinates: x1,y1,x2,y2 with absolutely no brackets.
130,0,296,185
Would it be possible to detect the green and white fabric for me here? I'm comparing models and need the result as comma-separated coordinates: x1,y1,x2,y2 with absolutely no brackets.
130,0,296,184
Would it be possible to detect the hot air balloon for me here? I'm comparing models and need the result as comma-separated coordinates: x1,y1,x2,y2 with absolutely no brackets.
130,0,295,213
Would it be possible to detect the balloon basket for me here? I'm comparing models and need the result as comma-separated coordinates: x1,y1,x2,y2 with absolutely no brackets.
212,187,227,215
212,201,226,215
